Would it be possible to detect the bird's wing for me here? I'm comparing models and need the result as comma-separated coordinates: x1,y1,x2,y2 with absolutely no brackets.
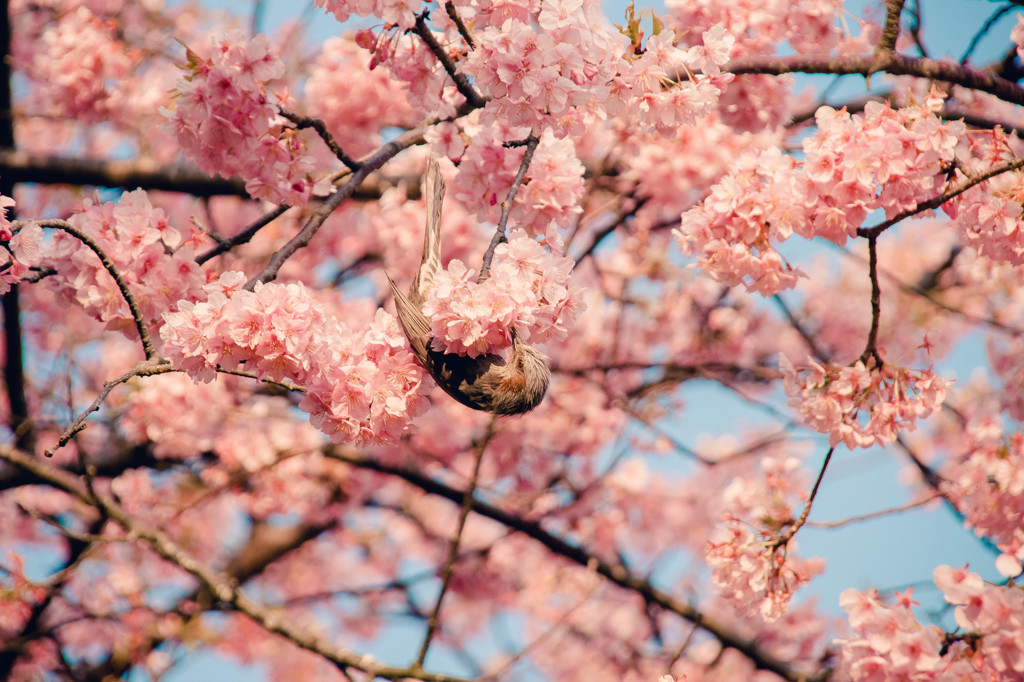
387,273,432,364
409,156,446,308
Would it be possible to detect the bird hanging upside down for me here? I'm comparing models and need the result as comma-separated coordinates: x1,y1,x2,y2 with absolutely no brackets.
387,157,550,415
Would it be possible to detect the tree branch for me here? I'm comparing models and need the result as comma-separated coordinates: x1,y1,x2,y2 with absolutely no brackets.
0,150,249,197
244,123,428,289
479,134,539,282
19,219,157,359
44,359,173,457
876,0,906,56
415,417,496,667
726,54,1024,107
856,155,1024,239
278,108,361,170
413,12,486,109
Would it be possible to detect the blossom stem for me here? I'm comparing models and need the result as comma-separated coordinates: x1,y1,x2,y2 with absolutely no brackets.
860,234,882,366
479,133,539,282
774,446,836,548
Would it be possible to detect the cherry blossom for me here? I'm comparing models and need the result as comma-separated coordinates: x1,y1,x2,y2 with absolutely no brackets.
164,33,329,206
422,230,582,355
835,567,1024,680
780,354,950,449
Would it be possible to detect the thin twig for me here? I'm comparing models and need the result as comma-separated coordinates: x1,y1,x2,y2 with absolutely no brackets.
572,197,647,270
960,4,1015,65
857,156,1024,239
773,293,828,361
44,359,173,457
415,417,496,668
482,565,601,681
772,446,836,549
806,491,942,528
195,204,290,265
859,235,882,366
19,219,157,358
278,107,361,170
244,124,429,289
479,134,539,282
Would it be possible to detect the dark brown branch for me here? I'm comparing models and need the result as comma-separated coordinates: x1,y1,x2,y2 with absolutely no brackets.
444,2,476,49
244,124,428,289
195,204,290,265
856,155,1024,239
860,235,882,366
0,150,249,197
726,54,1024,107
771,446,836,549
278,108,361,170
326,447,823,682
20,219,157,359
2,286,34,452
413,12,486,109
479,134,539,282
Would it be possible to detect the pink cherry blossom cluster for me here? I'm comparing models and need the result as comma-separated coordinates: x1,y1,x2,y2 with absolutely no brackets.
675,146,807,295
944,146,1024,266
677,100,965,295
25,6,134,121
159,273,430,444
421,230,582,356
1,195,45,295
705,456,826,621
45,190,208,339
315,0,419,31
164,33,328,206
779,354,950,449
458,6,733,137
664,0,867,58
663,0,878,131
451,129,585,234
304,37,417,158
835,566,1024,680
940,415,1024,576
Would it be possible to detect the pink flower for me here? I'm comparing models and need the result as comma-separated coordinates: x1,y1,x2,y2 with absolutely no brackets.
779,353,950,449
164,33,324,206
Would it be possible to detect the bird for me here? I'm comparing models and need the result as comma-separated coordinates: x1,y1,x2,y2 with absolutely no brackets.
387,157,550,415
